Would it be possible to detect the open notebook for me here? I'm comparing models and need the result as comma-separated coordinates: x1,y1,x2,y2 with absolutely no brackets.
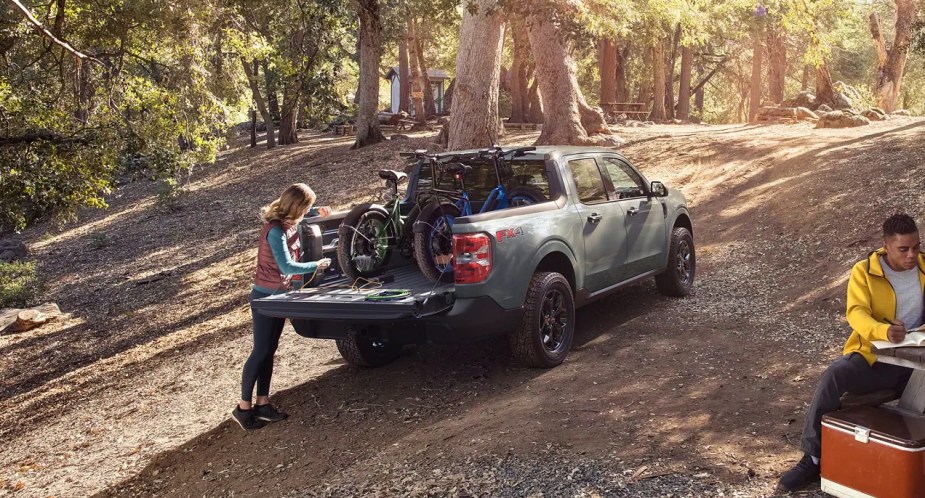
872,325,925,349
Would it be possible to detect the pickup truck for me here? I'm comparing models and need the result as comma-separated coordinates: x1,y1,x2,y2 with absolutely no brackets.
252,146,695,368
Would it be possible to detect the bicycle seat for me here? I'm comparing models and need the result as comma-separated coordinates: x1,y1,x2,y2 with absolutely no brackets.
378,169,408,184
444,163,472,176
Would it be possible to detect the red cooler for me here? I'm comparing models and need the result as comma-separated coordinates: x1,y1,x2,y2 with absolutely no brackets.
821,405,925,497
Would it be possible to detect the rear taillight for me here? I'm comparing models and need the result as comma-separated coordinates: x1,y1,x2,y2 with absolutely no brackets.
453,233,492,284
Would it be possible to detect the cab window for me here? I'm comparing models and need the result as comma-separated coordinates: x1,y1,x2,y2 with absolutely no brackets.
602,157,646,199
568,158,608,204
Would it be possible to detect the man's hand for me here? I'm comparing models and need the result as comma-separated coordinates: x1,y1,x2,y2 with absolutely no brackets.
316,258,332,270
317,205,333,217
888,319,907,343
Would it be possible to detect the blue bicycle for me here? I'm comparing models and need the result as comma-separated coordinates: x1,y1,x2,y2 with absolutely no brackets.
413,146,546,282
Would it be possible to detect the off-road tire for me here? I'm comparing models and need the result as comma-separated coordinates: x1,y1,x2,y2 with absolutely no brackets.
336,208,392,282
655,226,695,297
335,328,403,368
509,272,575,368
414,202,462,283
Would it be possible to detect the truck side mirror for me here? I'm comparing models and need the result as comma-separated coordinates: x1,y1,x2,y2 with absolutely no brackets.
650,181,668,197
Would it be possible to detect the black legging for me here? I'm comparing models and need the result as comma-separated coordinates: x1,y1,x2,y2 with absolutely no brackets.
241,288,286,403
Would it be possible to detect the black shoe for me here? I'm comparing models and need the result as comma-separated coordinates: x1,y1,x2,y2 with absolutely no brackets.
253,403,288,423
231,406,266,432
778,454,820,491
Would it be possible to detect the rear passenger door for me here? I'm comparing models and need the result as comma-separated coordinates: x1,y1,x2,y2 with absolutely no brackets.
600,156,667,277
565,156,628,292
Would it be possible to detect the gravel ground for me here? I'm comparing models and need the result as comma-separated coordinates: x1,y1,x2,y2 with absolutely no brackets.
6,121,925,497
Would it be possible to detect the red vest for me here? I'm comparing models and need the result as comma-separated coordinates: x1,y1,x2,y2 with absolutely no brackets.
254,221,301,291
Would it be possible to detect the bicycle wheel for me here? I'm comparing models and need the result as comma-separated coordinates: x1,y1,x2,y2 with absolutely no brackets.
414,202,462,283
337,207,394,281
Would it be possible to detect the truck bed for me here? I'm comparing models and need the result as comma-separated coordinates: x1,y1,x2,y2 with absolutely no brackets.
253,262,456,322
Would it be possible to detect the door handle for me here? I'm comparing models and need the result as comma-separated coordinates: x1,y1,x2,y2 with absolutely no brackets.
627,207,639,216
588,213,602,224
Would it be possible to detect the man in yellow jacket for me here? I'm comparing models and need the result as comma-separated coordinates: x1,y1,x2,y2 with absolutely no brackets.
778,213,924,491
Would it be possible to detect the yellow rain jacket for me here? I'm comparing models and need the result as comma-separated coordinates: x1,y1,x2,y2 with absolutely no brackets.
843,248,925,365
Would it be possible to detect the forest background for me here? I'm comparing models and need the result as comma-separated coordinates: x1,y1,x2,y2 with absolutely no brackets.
1,0,924,261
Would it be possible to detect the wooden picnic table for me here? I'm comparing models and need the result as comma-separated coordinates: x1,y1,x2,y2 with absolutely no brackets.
600,101,649,118
871,345,925,413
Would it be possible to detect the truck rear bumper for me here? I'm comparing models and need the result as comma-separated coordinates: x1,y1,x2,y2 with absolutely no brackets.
289,296,524,345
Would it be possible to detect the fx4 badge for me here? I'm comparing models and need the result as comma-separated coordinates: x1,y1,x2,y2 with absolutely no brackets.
496,227,524,244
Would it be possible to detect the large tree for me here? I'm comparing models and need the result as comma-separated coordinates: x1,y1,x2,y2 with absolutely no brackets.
869,0,917,112
599,38,617,105
509,17,531,123
242,58,277,148
352,0,386,149
527,8,611,145
676,45,693,121
748,14,764,122
447,0,505,150
649,40,667,121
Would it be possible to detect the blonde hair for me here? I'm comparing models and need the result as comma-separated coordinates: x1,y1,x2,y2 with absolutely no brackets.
260,183,316,226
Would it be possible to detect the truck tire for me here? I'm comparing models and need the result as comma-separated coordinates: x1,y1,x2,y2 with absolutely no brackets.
335,328,402,368
655,226,695,297
509,272,575,368
413,202,461,283
337,207,393,281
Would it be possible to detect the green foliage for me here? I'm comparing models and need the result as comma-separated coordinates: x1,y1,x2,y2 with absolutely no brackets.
0,261,43,309
154,178,188,212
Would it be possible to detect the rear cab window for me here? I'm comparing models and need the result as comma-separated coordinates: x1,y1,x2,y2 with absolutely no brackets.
415,158,551,207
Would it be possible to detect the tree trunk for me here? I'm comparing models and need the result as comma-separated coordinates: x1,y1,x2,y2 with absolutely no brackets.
766,25,787,104
263,60,280,122
250,109,257,147
748,22,763,122
870,1,916,112
815,62,836,107
447,0,505,150
52,0,65,36
527,12,609,145
615,41,629,103
650,40,666,122
526,74,544,123
801,64,810,91
444,77,455,113
278,95,299,145
406,19,428,126
241,57,275,148
695,60,705,112
398,36,411,113
665,25,681,119
676,45,693,121
509,19,529,123
352,0,386,149
75,62,90,124
600,38,617,105
413,18,438,118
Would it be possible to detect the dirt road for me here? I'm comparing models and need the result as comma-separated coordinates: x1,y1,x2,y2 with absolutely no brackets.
3,119,925,497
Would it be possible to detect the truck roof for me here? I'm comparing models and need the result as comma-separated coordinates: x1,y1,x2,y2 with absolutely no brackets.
434,146,624,160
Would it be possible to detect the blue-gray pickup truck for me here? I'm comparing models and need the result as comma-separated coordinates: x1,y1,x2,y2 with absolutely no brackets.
252,146,695,368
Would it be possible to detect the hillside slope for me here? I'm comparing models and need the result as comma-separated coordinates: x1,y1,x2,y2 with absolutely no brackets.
3,119,925,497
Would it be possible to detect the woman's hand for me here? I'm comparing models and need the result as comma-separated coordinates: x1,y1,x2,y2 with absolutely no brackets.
316,205,333,217
316,258,332,270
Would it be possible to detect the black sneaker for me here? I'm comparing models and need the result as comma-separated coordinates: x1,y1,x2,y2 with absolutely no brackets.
231,406,266,432
778,454,820,491
253,403,288,423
